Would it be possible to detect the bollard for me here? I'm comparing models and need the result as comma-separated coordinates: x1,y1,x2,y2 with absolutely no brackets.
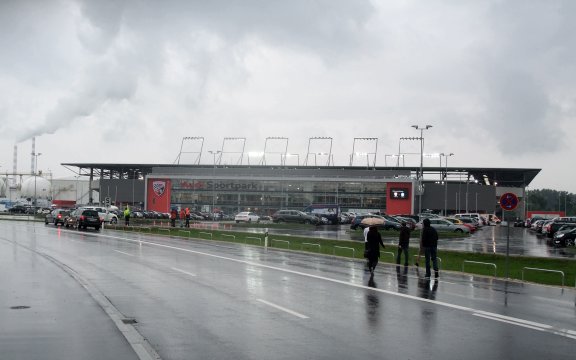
264,228,269,249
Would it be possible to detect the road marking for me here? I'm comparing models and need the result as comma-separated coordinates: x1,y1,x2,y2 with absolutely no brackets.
75,232,576,341
257,299,309,319
172,267,196,277
473,313,547,332
113,250,136,257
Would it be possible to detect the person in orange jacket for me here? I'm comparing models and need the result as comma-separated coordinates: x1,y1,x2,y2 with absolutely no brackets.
185,208,191,228
179,208,186,227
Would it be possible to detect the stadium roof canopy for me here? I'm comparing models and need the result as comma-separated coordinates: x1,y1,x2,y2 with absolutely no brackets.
61,163,540,188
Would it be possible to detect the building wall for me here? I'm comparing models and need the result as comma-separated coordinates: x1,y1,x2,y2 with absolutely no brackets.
422,182,497,215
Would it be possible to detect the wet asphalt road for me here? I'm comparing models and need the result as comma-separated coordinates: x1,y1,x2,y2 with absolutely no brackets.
1,221,575,360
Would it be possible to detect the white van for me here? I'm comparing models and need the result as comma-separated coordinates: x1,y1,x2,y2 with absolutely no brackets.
454,213,485,226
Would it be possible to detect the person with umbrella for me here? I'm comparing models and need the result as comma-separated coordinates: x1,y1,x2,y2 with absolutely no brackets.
364,225,386,275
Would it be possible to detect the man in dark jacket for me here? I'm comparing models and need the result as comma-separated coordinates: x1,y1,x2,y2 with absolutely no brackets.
421,218,439,278
365,226,386,275
396,221,410,266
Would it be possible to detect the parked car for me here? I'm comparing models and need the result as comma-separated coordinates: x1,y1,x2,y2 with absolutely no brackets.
8,205,30,214
445,217,476,232
44,209,71,226
350,214,379,230
234,212,260,223
392,216,417,230
544,217,576,238
272,210,319,225
69,208,103,230
454,213,485,226
552,227,576,247
359,215,402,231
416,218,470,233
81,206,118,224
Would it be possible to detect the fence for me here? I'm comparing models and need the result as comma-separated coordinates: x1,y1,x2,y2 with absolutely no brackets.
462,260,497,277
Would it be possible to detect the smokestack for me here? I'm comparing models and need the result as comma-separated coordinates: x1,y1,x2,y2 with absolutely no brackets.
31,137,35,175
13,144,17,180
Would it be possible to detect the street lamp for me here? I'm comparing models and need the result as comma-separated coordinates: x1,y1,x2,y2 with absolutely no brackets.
440,152,454,216
411,125,432,214
33,152,42,211
75,175,80,204
208,150,222,217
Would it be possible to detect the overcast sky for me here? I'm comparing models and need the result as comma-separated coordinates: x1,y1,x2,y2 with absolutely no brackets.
1,0,575,192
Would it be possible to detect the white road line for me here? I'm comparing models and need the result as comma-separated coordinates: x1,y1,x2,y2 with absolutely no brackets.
473,313,546,332
172,267,196,277
256,299,309,319
82,232,576,340
113,250,136,257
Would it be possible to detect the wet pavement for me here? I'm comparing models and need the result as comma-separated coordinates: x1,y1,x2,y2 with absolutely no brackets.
0,226,142,360
1,221,575,360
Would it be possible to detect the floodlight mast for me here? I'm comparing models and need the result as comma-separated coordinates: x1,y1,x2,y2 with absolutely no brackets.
411,125,432,214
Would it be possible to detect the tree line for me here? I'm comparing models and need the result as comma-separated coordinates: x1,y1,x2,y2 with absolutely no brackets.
526,189,574,216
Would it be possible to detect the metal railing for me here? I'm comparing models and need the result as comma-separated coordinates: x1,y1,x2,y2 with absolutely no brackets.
413,255,442,267
462,260,497,277
333,246,355,258
380,251,395,261
221,234,236,241
271,239,290,249
245,236,262,245
301,242,321,252
198,231,213,239
522,267,565,287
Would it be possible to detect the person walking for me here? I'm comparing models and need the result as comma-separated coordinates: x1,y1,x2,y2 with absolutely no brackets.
185,207,191,228
179,208,186,227
170,208,177,227
123,206,131,226
364,226,386,275
421,218,439,278
396,221,410,266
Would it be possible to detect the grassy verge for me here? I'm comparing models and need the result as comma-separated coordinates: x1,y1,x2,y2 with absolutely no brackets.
107,224,574,288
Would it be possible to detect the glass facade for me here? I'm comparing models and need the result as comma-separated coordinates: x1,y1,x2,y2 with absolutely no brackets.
169,178,387,215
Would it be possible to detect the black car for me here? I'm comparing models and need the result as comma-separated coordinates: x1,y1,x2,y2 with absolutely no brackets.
552,228,576,247
73,209,102,231
8,205,30,214
45,209,71,226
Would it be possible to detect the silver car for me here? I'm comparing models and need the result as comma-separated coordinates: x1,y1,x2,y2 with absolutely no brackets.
417,218,470,233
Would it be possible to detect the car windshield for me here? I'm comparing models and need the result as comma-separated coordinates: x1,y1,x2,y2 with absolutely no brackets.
82,210,99,216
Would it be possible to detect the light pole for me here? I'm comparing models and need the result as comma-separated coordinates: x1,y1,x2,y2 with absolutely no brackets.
75,175,80,204
208,150,221,217
411,125,432,214
33,152,42,211
440,152,454,216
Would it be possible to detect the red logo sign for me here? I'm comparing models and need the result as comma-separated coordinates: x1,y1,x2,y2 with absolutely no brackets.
153,181,166,197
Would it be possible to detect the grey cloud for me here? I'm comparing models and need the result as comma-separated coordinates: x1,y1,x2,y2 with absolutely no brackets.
13,0,374,143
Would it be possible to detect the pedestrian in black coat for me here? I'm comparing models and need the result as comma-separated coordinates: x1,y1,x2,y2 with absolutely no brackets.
396,222,410,266
421,218,439,278
365,226,386,275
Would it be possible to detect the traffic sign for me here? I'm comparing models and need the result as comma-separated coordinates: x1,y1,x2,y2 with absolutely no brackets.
499,192,519,211
104,197,111,207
